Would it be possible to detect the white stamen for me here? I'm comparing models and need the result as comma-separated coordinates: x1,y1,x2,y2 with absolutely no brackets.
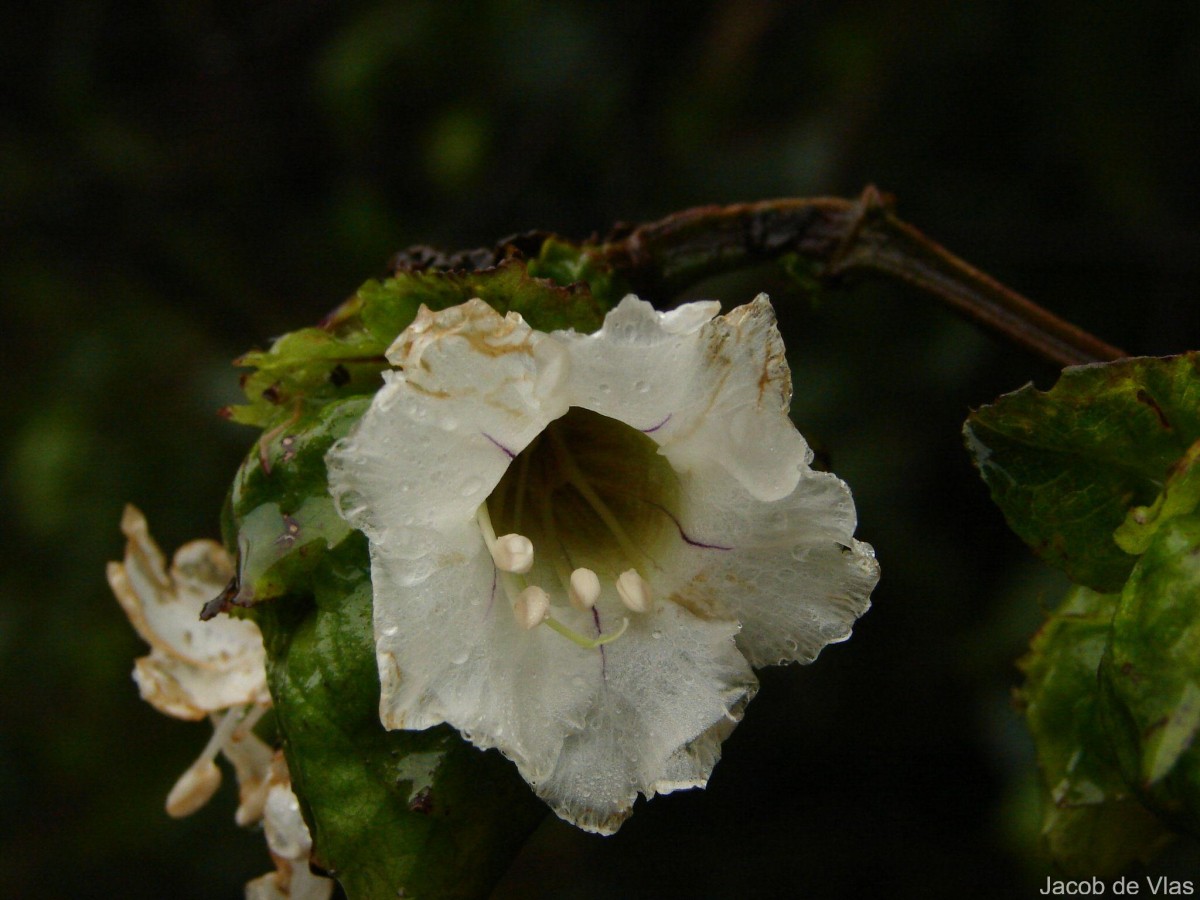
164,704,251,819
492,533,535,574
514,585,550,629
568,567,601,611
166,759,221,818
616,569,653,613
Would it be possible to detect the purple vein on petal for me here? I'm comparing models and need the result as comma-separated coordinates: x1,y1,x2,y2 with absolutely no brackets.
482,432,516,459
641,413,671,434
484,565,497,617
593,607,608,679
646,500,734,551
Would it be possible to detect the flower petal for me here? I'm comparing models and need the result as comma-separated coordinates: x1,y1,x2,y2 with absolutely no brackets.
558,294,809,502
327,300,568,543
370,534,596,782
534,602,756,834
108,505,268,719
661,465,878,667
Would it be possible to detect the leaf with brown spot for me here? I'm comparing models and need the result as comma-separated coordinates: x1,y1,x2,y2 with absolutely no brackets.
964,353,1200,591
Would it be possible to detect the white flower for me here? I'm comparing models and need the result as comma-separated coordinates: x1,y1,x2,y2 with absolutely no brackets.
109,507,332,899
326,294,879,834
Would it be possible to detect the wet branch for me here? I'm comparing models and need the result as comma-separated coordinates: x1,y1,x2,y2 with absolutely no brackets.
600,186,1126,367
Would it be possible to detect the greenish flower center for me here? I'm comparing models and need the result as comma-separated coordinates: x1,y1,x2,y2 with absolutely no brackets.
486,407,679,583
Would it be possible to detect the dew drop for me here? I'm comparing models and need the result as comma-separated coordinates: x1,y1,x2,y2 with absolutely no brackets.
451,649,468,665
634,380,649,394
598,382,611,394
790,545,810,562
382,625,399,637
459,475,483,497
651,630,662,640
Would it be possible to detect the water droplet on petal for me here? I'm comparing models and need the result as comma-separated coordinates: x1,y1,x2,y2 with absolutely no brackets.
459,475,482,497
451,649,468,665
651,630,662,640
634,380,649,393
790,545,810,562
382,625,399,637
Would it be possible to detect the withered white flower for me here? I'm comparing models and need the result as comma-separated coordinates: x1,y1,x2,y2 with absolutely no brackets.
109,507,332,899
107,504,272,819
326,294,879,834
246,753,335,900
107,504,269,721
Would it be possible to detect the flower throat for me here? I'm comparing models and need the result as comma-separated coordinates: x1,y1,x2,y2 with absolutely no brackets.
487,407,678,581
477,407,679,645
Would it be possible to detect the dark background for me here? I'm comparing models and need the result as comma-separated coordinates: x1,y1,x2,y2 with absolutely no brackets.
4,1,1200,897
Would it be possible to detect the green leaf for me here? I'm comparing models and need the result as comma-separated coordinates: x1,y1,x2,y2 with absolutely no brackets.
525,237,630,308
228,259,610,430
1099,512,1200,838
255,538,546,900
1115,438,1200,555
1018,586,1173,875
964,353,1200,592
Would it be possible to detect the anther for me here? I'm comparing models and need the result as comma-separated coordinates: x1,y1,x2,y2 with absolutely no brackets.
616,569,653,613
513,585,550,629
166,759,221,818
491,533,534,574
568,567,601,611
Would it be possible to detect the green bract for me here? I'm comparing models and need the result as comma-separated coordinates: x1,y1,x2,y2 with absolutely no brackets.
227,256,611,431
255,536,545,899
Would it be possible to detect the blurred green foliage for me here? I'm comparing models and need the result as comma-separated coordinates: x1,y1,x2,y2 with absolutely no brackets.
4,1,1200,897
